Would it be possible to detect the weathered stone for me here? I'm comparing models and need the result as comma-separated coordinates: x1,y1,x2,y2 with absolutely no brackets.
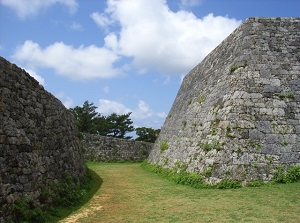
0,57,86,222
83,134,153,162
148,17,300,184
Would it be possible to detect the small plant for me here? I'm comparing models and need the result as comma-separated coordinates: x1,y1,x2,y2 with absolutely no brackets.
197,95,206,104
160,140,169,153
281,141,288,146
182,120,187,129
201,166,213,178
217,179,242,189
188,99,192,105
255,145,262,151
229,65,239,72
226,126,235,138
278,93,295,99
212,140,222,151
265,156,274,164
247,180,264,187
229,60,248,73
201,142,212,152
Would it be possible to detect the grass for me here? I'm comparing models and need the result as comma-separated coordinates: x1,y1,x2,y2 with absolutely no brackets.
60,162,300,223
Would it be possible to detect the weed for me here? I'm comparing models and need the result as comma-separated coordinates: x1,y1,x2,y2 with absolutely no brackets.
225,127,236,139
272,165,300,183
281,141,288,146
229,65,239,72
201,167,213,178
197,95,206,104
201,140,222,152
201,142,212,152
160,140,169,153
278,93,295,99
255,145,262,151
182,120,187,129
247,180,265,187
229,60,248,73
217,179,242,189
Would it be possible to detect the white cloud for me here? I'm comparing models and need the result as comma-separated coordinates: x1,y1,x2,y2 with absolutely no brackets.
97,99,131,115
23,68,45,86
0,0,78,19
55,92,74,108
90,12,113,29
156,112,167,119
103,86,110,93
93,0,241,76
12,0,241,81
179,0,202,8
97,98,166,128
70,22,83,31
13,40,121,80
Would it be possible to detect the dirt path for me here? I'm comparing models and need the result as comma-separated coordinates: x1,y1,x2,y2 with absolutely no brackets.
59,163,144,223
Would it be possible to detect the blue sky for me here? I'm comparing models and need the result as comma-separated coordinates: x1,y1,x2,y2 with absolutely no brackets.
0,0,299,130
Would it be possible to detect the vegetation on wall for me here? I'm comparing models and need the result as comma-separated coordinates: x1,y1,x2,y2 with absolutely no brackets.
141,162,300,189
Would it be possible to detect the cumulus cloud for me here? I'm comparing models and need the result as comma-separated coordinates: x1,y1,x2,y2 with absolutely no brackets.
92,0,241,75
12,0,241,81
97,99,131,115
55,92,74,108
0,0,78,19
103,86,110,93
70,22,84,31
24,68,45,86
13,40,120,80
97,99,164,123
179,0,203,8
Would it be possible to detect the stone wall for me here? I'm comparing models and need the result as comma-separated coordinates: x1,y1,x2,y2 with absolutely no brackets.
148,17,300,184
0,57,86,221
83,134,153,162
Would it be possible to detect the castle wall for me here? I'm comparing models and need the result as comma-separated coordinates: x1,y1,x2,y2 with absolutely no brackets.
0,57,86,221
148,17,300,184
83,134,153,162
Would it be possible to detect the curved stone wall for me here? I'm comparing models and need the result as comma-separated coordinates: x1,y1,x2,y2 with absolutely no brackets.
148,17,300,184
0,57,86,221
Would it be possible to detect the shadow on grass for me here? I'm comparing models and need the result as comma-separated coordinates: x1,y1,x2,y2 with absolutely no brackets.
50,167,103,222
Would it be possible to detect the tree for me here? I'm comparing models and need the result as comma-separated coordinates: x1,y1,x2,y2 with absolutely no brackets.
70,100,102,134
135,127,160,143
106,112,135,139
70,102,136,139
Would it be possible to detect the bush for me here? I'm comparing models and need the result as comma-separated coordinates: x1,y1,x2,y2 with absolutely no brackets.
247,180,265,187
285,166,300,183
217,179,242,189
273,165,300,183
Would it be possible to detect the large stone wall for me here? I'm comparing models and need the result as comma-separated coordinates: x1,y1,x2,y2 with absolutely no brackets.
148,17,300,184
0,57,86,221
83,134,153,162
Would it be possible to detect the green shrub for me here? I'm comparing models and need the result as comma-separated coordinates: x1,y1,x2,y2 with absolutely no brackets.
247,180,265,187
285,166,300,183
217,179,242,189
273,165,300,183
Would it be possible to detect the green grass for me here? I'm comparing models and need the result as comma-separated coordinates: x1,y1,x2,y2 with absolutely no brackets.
60,162,300,223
